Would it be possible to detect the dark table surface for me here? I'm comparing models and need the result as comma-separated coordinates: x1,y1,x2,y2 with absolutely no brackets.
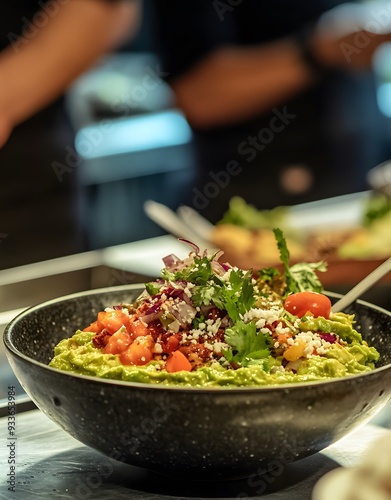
0,407,391,500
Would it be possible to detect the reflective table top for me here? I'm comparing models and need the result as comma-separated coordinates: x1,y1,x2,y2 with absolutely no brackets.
0,408,390,500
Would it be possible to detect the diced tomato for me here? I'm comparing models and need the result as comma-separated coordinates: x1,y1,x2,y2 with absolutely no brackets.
97,310,131,335
284,292,331,319
103,330,131,355
119,336,154,365
146,320,165,342
83,320,101,333
92,329,111,349
165,350,192,373
179,343,211,360
161,334,180,353
128,317,150,337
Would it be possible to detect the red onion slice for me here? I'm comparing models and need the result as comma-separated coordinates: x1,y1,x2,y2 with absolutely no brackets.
178,238,200,256
319,333,337,344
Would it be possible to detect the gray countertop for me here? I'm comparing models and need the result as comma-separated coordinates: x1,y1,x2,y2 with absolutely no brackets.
0,408,390,500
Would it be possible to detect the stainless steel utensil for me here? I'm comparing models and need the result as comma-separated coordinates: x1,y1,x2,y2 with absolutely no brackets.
332,256,391,312
176,205,215,241
367,160,391,199
143,200,214,250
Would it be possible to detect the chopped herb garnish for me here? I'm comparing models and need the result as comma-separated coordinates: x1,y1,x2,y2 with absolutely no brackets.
223,321,271,367
273,228,326,294
161,255,218,285
258,267,281,282
191,315,206,329
192,268,255,322
288,261,327,293
145,282,161,296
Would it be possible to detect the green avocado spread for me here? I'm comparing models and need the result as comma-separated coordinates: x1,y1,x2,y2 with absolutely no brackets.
48,234,381,388
49,327,379,388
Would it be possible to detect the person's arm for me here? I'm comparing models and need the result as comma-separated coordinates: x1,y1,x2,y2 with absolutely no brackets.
170,2,391,129
170,38,316,129
310,2,391,70
0,0,140,147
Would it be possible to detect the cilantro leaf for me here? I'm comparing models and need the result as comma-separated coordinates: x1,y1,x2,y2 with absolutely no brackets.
161,255,219,285
227,268,255,320
145,282,160,296
183,256,215,284
288,262,327,293
192,315,206,329
223,321,271,367
273,227,327,294
161,253,256,323
191,268,255,322
258,267,280,282
273,227,290,275
192,284,218,307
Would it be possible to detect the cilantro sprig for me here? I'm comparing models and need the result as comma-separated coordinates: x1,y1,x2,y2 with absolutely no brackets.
145,282,161,296
192,268,256,322
161,255,217,285
273,228,326,294
161,253,256,323
223,321,271,368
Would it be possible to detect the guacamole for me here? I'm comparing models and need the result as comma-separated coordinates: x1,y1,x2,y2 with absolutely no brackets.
49,233,380,387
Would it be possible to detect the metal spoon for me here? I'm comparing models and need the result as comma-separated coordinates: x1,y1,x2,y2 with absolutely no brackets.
367,160,391,200
176,205,215,241
143,200,214,250
331,256,391,312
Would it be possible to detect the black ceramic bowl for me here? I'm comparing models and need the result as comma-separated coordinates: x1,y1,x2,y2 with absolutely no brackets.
3,285,391,479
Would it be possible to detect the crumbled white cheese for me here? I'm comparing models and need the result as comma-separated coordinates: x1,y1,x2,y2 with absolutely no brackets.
243,307,282,325
295,332,334,358
213,342,228,354
274,322,291,335
255,318,266,329
153,343,163,354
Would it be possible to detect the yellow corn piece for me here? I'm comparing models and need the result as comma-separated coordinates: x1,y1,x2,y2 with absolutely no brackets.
283,340,306,362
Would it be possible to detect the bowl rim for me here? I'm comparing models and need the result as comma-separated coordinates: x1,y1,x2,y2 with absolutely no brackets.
3,284,391,394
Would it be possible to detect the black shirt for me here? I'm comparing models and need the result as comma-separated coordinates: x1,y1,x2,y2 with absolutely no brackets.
154,0,344,79
152,0,389,221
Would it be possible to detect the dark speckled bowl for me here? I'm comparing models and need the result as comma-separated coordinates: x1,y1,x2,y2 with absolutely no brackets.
3,285,391,479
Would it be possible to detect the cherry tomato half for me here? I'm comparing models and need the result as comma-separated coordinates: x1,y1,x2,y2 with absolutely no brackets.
284,291,331,319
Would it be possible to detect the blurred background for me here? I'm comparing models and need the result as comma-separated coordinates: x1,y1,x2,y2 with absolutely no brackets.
1,0,391,271
0,0,196,270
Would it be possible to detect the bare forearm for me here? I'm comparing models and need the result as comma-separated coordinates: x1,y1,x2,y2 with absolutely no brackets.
171,38,315,128
0,0,139,130
172,1,391,129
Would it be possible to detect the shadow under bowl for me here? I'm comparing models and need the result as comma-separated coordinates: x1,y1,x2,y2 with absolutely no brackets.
3,285,391,479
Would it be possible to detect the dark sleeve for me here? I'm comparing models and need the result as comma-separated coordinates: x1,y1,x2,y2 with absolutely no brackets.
150,0,351,82
151,0,237,82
